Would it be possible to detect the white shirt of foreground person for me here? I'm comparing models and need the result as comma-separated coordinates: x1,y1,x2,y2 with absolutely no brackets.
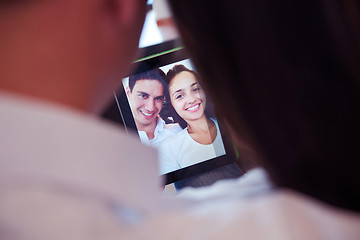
0,92,162,240
138,117,182,147
140,168,360,240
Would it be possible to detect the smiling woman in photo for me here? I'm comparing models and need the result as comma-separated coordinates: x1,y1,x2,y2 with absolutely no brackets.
158,65,226,174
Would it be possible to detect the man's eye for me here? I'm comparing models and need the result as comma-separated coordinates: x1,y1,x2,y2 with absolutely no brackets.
155,96,164,102
138,93,148,99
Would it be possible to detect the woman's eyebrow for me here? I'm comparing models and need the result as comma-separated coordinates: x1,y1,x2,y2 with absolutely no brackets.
190,82,198,87
172,89,183,96
172,81,199,96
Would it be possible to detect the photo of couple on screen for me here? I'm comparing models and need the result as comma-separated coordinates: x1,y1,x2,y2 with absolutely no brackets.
123,59,226,175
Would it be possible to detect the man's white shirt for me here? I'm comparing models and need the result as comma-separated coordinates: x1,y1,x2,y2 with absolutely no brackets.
138,117,182,147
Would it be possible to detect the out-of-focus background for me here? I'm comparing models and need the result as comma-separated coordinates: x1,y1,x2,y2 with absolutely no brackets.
139,0,179,48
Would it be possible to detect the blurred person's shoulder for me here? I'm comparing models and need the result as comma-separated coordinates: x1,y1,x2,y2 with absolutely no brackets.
0,91,161,239
175,167,273,201
144,186,360,240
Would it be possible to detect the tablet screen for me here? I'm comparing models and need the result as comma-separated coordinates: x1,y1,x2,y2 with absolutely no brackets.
109,45,237,184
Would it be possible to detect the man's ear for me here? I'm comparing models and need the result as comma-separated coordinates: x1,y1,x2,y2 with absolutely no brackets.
104,0,147,28
126,86,131,96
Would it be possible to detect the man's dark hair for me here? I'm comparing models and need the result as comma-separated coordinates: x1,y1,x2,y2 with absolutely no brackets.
128,68,167,94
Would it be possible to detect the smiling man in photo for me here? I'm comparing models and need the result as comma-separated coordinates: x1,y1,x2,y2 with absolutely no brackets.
127,69,181,147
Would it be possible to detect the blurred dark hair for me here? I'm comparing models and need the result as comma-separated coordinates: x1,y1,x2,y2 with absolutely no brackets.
0,0,28,6
169,0,360,211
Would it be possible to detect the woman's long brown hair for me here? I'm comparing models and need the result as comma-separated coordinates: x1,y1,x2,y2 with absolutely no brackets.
169,0,360,211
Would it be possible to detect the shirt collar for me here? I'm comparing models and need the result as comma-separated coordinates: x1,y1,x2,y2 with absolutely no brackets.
154,117,165,135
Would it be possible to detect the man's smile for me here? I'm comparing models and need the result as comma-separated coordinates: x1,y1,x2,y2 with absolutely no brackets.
140,109,156,118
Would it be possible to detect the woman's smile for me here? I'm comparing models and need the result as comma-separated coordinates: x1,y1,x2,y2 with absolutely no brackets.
185,103,201,112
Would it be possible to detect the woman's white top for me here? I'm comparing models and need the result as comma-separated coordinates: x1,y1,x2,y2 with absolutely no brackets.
158,118,226,174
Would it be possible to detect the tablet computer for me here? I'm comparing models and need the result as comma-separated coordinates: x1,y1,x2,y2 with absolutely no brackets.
102,40,239,185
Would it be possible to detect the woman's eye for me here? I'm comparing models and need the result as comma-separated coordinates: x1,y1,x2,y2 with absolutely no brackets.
175,94,183,100
193,87,200,92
